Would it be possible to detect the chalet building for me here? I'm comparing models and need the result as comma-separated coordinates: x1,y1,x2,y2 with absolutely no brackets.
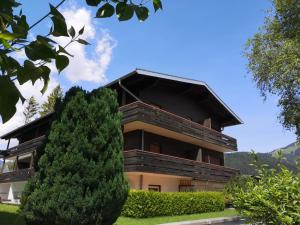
0,69,242,203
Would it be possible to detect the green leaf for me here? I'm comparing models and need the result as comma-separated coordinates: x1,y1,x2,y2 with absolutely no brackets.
11,15,29,38
68,26,75,38
153,0,162,12
40,66,51,94
116,3,134,21
18,60,37,85
135,6,149,22
86,0,101,6
49,4,69,37
1,39,12,49
0,76,22,122
79,26,85,35
51,15,69,37
49,4,65,19
25,41,56,61
58,45,73,57
96,3,115,18
55,54,69,73
76,39,90,45
36,35,56,45
0,32,22,41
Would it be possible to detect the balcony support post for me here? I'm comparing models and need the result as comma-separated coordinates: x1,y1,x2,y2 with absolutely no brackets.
141,130,145,151
6,138,10,150
139,174,143,190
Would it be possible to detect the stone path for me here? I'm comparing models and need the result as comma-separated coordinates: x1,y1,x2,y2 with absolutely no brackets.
159,216,243,225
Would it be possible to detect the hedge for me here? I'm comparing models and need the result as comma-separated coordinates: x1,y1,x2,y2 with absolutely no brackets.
122,191,225,218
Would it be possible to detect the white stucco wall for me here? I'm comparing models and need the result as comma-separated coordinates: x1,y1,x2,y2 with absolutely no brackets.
0,183,10,201
126,172,188,192
6,181,27,203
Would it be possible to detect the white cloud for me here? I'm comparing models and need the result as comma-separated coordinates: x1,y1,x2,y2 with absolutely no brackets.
0,5,116,148
54,6,117,83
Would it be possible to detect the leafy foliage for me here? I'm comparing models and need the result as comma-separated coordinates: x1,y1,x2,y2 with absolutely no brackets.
21,87,129,225
39,85,63,116
0,0,162,123
223,175,254,205
122,191,224,218
245,0,300,138
233,152,300,225
23,96,39,124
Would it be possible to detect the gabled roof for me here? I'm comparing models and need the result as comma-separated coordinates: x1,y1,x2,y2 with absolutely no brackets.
106,68,243,125
1,69,242,140
0,113,54,140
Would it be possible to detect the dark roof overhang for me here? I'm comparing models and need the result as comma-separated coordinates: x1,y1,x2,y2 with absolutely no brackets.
105,68,243,127
1,112,54,140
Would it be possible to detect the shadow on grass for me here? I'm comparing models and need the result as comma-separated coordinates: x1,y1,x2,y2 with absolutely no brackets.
0,211,25,225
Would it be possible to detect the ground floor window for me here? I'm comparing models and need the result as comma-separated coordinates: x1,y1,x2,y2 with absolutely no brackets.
148,185,161,192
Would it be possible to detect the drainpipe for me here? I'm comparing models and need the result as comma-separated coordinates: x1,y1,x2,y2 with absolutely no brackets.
118,80,141,102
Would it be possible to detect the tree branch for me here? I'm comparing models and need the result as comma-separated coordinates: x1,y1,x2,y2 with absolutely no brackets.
29,0,66,31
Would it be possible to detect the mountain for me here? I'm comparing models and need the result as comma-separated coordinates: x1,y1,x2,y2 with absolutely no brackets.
271,142,300,156
225,142,300,175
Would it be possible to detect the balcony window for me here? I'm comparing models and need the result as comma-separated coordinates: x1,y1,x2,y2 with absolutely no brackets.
17,153,32,170
149,143,161,154
2,157,16,173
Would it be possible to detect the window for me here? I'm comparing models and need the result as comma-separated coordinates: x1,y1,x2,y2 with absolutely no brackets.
179,180,194,192
148,185,161,192
149,143,161,154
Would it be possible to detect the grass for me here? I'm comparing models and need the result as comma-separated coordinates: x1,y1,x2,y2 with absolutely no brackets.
0,204,237,225
0,204,25,225
115,209,238,225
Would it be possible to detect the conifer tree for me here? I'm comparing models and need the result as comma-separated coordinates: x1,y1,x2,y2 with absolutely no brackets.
23,96,39,124
39,85,63,116
21,87,128,225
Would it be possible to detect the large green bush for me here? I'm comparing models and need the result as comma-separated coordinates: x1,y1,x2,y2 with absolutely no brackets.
122,191,224,218
21,87,129,225
233,152,300,225
224,175,254,205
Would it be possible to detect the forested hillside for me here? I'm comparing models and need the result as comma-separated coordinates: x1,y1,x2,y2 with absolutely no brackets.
225,142,299,174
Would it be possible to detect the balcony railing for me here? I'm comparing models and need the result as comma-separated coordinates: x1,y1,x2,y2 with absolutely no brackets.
120,101,237,151
0,168,34,183
4,135,45,157
124,150,239,182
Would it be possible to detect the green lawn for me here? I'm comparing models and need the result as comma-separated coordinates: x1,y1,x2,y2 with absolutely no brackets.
115,210,238,225
0,204,237,225
0,204,25,225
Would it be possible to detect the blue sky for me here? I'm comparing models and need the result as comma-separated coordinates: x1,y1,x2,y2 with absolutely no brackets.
0,0,296,152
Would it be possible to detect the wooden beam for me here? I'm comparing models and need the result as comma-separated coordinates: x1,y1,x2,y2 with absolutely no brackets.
120,101,237,151
139,174,143,190
6,139,10,150
124,150,239,182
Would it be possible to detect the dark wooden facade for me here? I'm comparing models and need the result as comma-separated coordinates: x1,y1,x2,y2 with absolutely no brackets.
0,69,241,186
0,138,238,183
124,150,238,182
120,101,237,151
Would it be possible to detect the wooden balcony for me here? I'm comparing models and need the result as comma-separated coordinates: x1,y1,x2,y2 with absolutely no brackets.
124,150,239,182
4,136,45,157
0,168,34,183
120,101,237,152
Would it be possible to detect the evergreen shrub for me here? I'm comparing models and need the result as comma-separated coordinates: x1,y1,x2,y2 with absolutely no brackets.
21,87,129,225
122,190,224,218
